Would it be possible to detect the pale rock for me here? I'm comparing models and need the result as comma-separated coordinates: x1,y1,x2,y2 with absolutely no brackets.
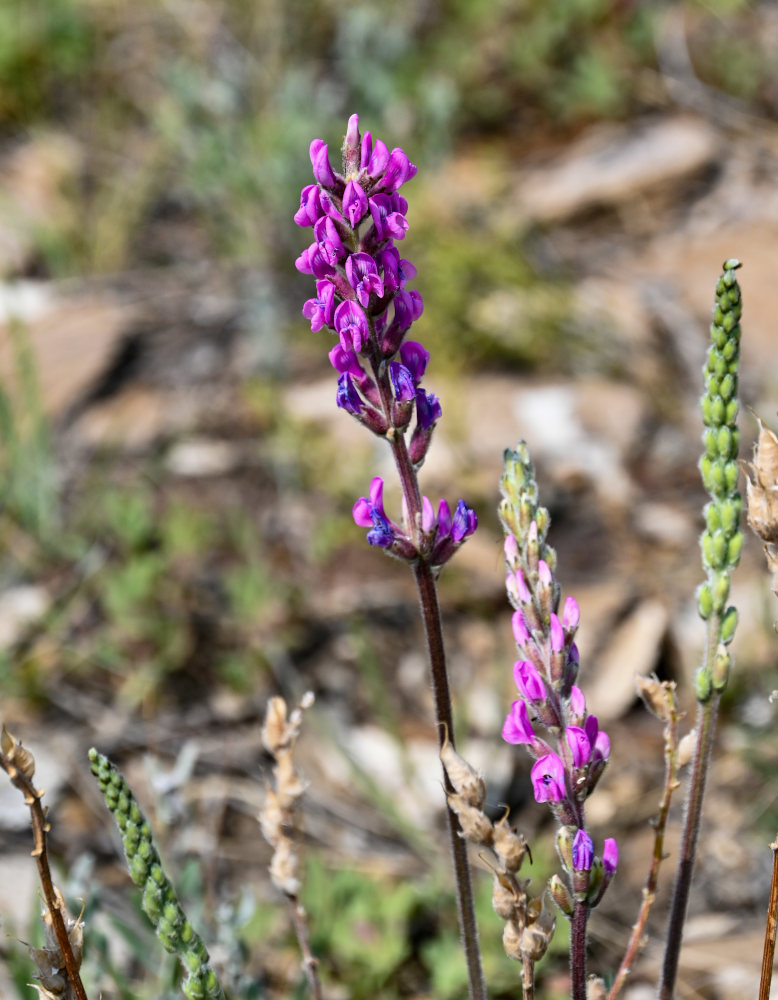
0,585,49,649
514,116,720,223
587,600,669,720
166,437,244,477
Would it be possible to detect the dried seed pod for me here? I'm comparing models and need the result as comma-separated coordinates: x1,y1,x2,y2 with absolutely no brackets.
677,728,697,768
261,698,289,755
502,918,523,961
492,872,520,921
440,736,486,809
1,726,36,780
493,817,528,872
447,792,493,845
635,675,675,722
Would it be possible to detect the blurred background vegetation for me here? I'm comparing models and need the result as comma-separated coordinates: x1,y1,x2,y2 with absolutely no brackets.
1,1,778,998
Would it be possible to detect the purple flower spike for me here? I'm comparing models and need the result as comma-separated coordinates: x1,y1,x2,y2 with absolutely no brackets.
334,300,370,353
603,837,619,874
513,660,546,703
346,252,384,308
531,753,566,803
296,242,336,280
314,217,346,266
310,139,337,188
566,726,592,768
343,179,368,227
572,829,594,871
502,699,535,745
389,362,415,403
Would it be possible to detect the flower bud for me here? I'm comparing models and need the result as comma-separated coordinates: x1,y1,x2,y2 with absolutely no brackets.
556,825,576,872
548,873,574,916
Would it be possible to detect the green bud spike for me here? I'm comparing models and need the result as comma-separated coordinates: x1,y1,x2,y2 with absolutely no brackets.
695,259,742,699
88,749,225,1000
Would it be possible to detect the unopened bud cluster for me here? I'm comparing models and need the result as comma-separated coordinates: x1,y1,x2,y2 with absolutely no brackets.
695,260,743,700
295,116,477,567
499,443,617,914
259,692,314,899
89,749,224,1000
440,736,555,965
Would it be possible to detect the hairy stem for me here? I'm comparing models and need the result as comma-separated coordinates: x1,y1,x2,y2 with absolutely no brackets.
571,899,589,1000
288,893,323,1000
414,558,487,1000
658,620,721,999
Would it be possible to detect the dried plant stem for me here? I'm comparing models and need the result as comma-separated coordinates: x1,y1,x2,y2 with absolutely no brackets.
758,833,778,1000
414,559,487,1000
0,751,89,1000
658,620,721,1000
609,693,680,1000
522,957,535,1000
288,893,323,1000
571,900,590,1000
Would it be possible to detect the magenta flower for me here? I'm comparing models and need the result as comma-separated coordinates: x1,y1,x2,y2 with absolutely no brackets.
502,700,535,745
602,837,618,874
531,754,566,803
563,595,580,630
353,478,395,548
346,252,384,308
565,726,592,768
303,279,336,333
310,139,336,187
334,300,370,353
513,660,546,703
343,179,368,227
572,829,594,871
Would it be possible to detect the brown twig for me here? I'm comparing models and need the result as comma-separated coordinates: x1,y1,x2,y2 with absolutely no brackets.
0,729,88,1000
759,833,778,1000
608,680,682,1000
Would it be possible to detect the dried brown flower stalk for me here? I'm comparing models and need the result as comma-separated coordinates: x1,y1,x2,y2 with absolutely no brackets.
745,416,778,595
439,730,551,1000
259,692,321,1000
0,727,88,1000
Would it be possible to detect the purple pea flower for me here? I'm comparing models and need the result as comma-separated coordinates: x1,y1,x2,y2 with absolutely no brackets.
513,659,546,703
414,388,441,429
346,252,384,308
452,499,478,542
353,478,395,548
389,362,415,403
336,373,363,415
531,753,566,804
369,193,409,242
303,279,336,332
399,340,429,384
294,184,323,227
565,727,592,768
310,139,336,188
343,179,369,227
376,147,417,192
602,837,619,874
314,217,346,266
334,300,370,354
502,699,535,745
365,138,390,178
563,595,580,631
572,829,594,871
